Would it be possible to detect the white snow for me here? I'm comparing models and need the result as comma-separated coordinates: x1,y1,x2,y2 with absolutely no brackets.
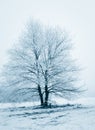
0,97,95,130
0,102,39,109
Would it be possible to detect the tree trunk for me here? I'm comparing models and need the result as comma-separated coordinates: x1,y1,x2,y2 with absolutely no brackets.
38,85,43,106
44,84,49,106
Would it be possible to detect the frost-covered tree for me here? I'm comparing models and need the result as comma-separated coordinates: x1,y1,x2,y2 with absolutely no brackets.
1,20,81,107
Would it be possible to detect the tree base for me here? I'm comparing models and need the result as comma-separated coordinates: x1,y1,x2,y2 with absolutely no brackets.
40,103,52,108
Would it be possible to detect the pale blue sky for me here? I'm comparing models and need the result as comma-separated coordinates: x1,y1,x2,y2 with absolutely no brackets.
0,0,95,97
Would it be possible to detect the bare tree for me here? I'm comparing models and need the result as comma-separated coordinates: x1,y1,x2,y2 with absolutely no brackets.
1,20,81,107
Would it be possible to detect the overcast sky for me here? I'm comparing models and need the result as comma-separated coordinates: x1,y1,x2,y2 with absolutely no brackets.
0,0,95,97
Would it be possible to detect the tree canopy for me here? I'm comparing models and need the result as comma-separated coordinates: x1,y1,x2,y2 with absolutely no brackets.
1,20,82,106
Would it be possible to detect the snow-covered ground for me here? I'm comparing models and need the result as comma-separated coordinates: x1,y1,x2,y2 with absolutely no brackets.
0,97,95,130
